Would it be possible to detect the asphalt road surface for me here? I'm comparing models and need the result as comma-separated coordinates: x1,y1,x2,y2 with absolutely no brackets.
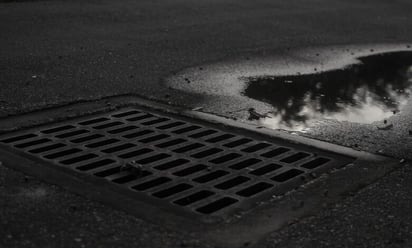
1,0,412,247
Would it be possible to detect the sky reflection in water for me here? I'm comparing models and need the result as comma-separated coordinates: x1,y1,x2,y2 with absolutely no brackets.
243,52,412,131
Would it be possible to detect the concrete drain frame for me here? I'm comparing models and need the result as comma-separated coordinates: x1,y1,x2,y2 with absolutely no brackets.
0,96,399,247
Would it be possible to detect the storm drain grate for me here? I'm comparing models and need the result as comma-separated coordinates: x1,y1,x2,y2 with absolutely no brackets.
0,107,354,220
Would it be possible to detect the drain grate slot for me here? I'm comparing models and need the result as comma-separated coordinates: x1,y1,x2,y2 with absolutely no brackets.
136,153,171,164
210,153,242,164
133,177,172,191
112,110,140,118
173,143,204,153
173,164,208,177
15,138,51,148
250,163,282,176
193,170,229,183
113,172,151,184
108,126,138,134
101,143,135,153
139,134,170,143
95,166,122,177
301,157,330,169
281,152,311,163
155,159,190,171
44,148,82,159
29,143,66,154
56,130,89,139
70,134,104,143
215,176,250,190
173,125,201,134
206,134,235,143
0,106,354,220
141,118,169,126
196,197,238,214
236,182,273,197
93,121,124,130
41,125,75,134
156,138,186,148
118,148,153,159
271,169,304,182
86,139,119,148
191,148,222,159
261,147,290,158
127,113,153,121
174,190,215,206
229,158,261,170
77,159,115,171
152,183,193,199
157,121,185,130
223,138,253,148
242,143,271,153
123,130,154,139
79,117,109,125
60,153,98,165
189,130,218,138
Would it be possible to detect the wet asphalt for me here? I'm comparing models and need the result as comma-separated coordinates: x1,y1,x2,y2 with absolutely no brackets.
1,0,412,247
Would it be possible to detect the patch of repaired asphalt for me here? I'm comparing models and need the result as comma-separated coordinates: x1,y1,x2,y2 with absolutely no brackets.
0,164,212,248
164,44,412,160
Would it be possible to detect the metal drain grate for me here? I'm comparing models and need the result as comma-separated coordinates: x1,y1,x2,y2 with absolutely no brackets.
0,107,354,220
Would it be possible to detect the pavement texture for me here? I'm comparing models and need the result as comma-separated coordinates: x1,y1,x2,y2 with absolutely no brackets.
1,0,412,247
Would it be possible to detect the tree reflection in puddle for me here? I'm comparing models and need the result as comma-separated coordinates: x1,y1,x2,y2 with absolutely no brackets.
243,52,412,131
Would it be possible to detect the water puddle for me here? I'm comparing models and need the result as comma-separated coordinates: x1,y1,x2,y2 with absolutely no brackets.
243,52,412,131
